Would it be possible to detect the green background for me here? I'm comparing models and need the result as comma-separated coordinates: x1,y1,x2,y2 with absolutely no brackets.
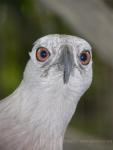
0,0,113,141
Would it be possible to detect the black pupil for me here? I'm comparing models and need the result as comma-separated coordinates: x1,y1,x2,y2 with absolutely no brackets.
40,50,48,58
80,53,87,61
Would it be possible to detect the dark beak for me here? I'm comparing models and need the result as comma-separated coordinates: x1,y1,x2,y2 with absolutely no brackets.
59,45,74,84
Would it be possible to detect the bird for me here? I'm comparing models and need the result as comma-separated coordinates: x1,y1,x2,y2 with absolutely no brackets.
0,34,92,150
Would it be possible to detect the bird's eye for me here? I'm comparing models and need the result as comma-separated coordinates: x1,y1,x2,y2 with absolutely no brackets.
79,51,91,65
36,47,50,62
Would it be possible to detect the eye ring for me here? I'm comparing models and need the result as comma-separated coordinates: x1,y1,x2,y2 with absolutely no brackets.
79,50,91,65
36,47,50,62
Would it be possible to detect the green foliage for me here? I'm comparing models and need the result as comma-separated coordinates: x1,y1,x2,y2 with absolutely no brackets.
0,0,73,98
0,0,113,140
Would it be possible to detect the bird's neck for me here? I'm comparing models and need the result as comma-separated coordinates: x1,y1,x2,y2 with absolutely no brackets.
12,80,78,150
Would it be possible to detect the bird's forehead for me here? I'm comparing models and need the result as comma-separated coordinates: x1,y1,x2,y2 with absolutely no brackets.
34,35,91,51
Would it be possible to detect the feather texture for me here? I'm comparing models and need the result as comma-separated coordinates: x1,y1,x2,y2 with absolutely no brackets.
0,34,92,150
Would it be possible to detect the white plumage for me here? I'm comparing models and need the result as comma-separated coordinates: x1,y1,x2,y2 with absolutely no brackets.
0,34,92,150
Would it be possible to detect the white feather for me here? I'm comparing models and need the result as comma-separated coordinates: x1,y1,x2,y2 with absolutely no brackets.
0,34,92,150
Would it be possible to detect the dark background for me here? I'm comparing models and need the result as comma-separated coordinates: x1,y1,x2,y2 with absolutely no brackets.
0,0,113,149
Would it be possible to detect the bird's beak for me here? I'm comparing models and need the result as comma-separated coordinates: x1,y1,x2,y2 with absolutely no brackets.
59,45,75,84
